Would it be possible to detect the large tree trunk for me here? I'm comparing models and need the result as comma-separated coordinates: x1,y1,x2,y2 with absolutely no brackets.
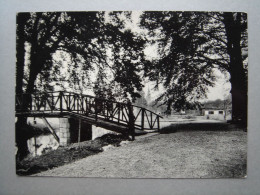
223,13,247,126
16,26,25,94
16,13,31,160
16,13,30,94
16,49,48,159
16,39,48,160
16,69,39,160
16,117,30,160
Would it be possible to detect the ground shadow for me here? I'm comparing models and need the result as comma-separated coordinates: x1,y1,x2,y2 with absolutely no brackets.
159,122,246,134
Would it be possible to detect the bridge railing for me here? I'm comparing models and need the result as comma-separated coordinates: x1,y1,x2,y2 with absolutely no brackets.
16,91,163,131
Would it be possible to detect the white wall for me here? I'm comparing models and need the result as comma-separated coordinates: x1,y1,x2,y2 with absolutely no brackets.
204,110,225,120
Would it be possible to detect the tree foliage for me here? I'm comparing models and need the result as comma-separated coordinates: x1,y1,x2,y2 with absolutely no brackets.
102,12,146,101
17,11,147,101
140,11,248,123
16,12,109,95
140,12,218,111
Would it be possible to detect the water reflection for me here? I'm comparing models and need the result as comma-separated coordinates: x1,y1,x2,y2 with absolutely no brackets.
27,134,59,157
27,125,115,157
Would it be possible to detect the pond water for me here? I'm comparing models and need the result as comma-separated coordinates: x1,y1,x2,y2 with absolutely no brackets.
27,134,59,157
27,124,115,157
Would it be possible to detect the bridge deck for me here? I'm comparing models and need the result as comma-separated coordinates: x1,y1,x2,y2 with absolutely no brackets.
16,111,130,134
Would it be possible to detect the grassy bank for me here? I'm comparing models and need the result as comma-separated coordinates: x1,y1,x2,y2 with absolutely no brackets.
16,134,128,176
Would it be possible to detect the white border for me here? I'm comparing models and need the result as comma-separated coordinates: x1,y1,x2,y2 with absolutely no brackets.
0,0,259,194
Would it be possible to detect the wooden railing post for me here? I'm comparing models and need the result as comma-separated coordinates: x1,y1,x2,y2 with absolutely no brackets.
85,98,88,116
106,101,109,120
68,93,71,111
141,108,145,130
118,103,120,123
76,95,78,113
150,112,153,129
95,99,98,121
59,91,63,112
81,95,84,114
157,115,160,130
51,93,54,112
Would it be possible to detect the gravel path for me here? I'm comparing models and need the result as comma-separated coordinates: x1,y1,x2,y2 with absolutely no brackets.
35,130,246,178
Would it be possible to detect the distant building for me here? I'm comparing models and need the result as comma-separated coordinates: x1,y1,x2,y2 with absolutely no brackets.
201,98,232,120
202,108,225,120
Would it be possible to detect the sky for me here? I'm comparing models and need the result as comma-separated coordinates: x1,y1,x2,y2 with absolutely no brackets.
206,70,231,101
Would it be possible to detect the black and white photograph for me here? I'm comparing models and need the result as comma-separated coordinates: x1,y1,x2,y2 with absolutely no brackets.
15,11,247,178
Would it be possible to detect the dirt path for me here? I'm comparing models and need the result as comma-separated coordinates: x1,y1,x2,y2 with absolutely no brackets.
35,130,246,178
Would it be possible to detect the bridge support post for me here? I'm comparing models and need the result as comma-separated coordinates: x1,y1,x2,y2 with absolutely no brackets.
58,118,93,146
59,118,71,146
78,119,81,143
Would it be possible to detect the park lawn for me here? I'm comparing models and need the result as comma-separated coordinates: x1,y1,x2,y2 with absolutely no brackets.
35,123,247,178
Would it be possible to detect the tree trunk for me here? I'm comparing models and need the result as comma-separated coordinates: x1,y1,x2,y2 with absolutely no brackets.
16,29,25,94
16,13,31,160
16,13,30,94
16,117,30,160
16,37,49,160
223,13,247,126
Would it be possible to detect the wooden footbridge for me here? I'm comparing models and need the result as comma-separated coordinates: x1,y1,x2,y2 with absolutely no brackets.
15,91,162,144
